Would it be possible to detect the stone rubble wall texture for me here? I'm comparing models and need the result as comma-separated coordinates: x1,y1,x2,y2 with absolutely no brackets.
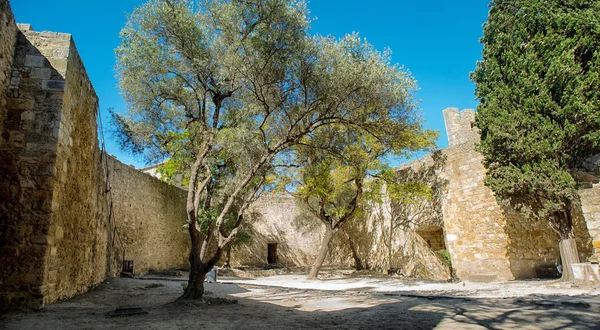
579,184,600,258
107,155,190,274
232,194,450,281
232,196,322,267
441,108,593,281
0,0,17,147
351,202,451,280
0,5,190,309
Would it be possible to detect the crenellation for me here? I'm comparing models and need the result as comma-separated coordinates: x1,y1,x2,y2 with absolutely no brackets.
443,107,478,146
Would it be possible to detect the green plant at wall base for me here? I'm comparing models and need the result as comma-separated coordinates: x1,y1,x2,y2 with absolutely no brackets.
436,249,452,269
472,0,600,281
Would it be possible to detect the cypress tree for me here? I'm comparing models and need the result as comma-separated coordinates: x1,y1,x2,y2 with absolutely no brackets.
472,0,600,280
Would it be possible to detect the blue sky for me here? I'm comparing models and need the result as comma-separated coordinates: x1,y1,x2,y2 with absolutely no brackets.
11,0,489,168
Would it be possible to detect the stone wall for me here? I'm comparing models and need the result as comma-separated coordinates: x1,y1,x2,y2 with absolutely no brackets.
0,9,190,309
108,156,190,274
42,30,114,304
580,184,600,258
0,0,17,146
0,23,70,309
233,196,322,267
441,108,594,281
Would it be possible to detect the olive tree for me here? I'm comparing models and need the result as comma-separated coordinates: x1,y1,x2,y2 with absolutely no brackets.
115,0,433,298
289,117,436,279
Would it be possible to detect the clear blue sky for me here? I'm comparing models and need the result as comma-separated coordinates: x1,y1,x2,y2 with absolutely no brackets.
11,0,489,168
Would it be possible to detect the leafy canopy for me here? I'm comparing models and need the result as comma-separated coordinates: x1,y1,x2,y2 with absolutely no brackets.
472,0,600,234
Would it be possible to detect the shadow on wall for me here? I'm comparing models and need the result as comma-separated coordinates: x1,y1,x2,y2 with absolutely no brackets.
504,201,594,279
230,206,318,267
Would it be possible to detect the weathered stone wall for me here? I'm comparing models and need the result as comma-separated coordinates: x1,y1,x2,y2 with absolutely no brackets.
108,156,190,274
233,195,322,267
580,184,600,258
0,0,17,146
350,203,451,280
441,138,515,281
42,31,114,304
0,10,191,308
0,23,67,309
441,108,594,281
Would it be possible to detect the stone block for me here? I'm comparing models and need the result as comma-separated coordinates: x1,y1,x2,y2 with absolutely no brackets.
30,67,52,79
42,80,65,91
53,47,69,58
54,226,64,241
8,131,24,143
5,97,34,111
40,31,58,38
24,55,46,67
20,111,36,121
0,247,19,257
572,263,600,282
17,23,32,32
31,235,54,245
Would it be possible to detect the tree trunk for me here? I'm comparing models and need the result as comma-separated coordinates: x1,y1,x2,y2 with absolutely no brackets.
180,238,208,299
388,216,393,273
181,263,208,299
342,228,363,270
224,246,232,269
308,225,334,280
559,238,580,281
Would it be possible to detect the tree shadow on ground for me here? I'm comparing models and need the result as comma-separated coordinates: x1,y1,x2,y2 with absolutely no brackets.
1,277,598,330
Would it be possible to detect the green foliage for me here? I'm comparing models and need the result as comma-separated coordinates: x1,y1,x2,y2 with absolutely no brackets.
436,249,452,269
114,0,436,279
388,150,447,229
291,121,436,230
472,0,600,237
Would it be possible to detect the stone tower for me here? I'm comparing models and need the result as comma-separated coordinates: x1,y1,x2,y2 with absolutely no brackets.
442,107,478,146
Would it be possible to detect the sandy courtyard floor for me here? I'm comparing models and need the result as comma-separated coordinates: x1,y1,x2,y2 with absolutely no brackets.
2,273,599,329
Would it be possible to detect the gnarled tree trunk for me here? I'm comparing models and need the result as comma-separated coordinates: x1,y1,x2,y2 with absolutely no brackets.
308,226,335,280
224,246,232,269
557,204,580,282
342,228,364,270
559,237,580,281
181,244,223,300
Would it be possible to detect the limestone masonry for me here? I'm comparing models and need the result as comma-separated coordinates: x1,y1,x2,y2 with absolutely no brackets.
1,0,599,310
0,0,189,309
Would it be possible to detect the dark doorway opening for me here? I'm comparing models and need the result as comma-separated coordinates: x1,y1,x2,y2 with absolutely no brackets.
267,243,278,264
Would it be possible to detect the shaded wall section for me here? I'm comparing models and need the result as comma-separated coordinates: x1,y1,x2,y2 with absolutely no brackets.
580,184,600,258
0,0,17,146
108,156,190,274
0,10,189,308
0,23,68,309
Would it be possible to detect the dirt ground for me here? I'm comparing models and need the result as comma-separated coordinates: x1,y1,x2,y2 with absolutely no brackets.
2,270,600,330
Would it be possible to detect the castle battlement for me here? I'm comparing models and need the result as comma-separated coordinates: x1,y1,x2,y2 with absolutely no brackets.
442,107,478,147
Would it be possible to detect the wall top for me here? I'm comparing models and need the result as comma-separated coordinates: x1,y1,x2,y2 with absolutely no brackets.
442,107,478,147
